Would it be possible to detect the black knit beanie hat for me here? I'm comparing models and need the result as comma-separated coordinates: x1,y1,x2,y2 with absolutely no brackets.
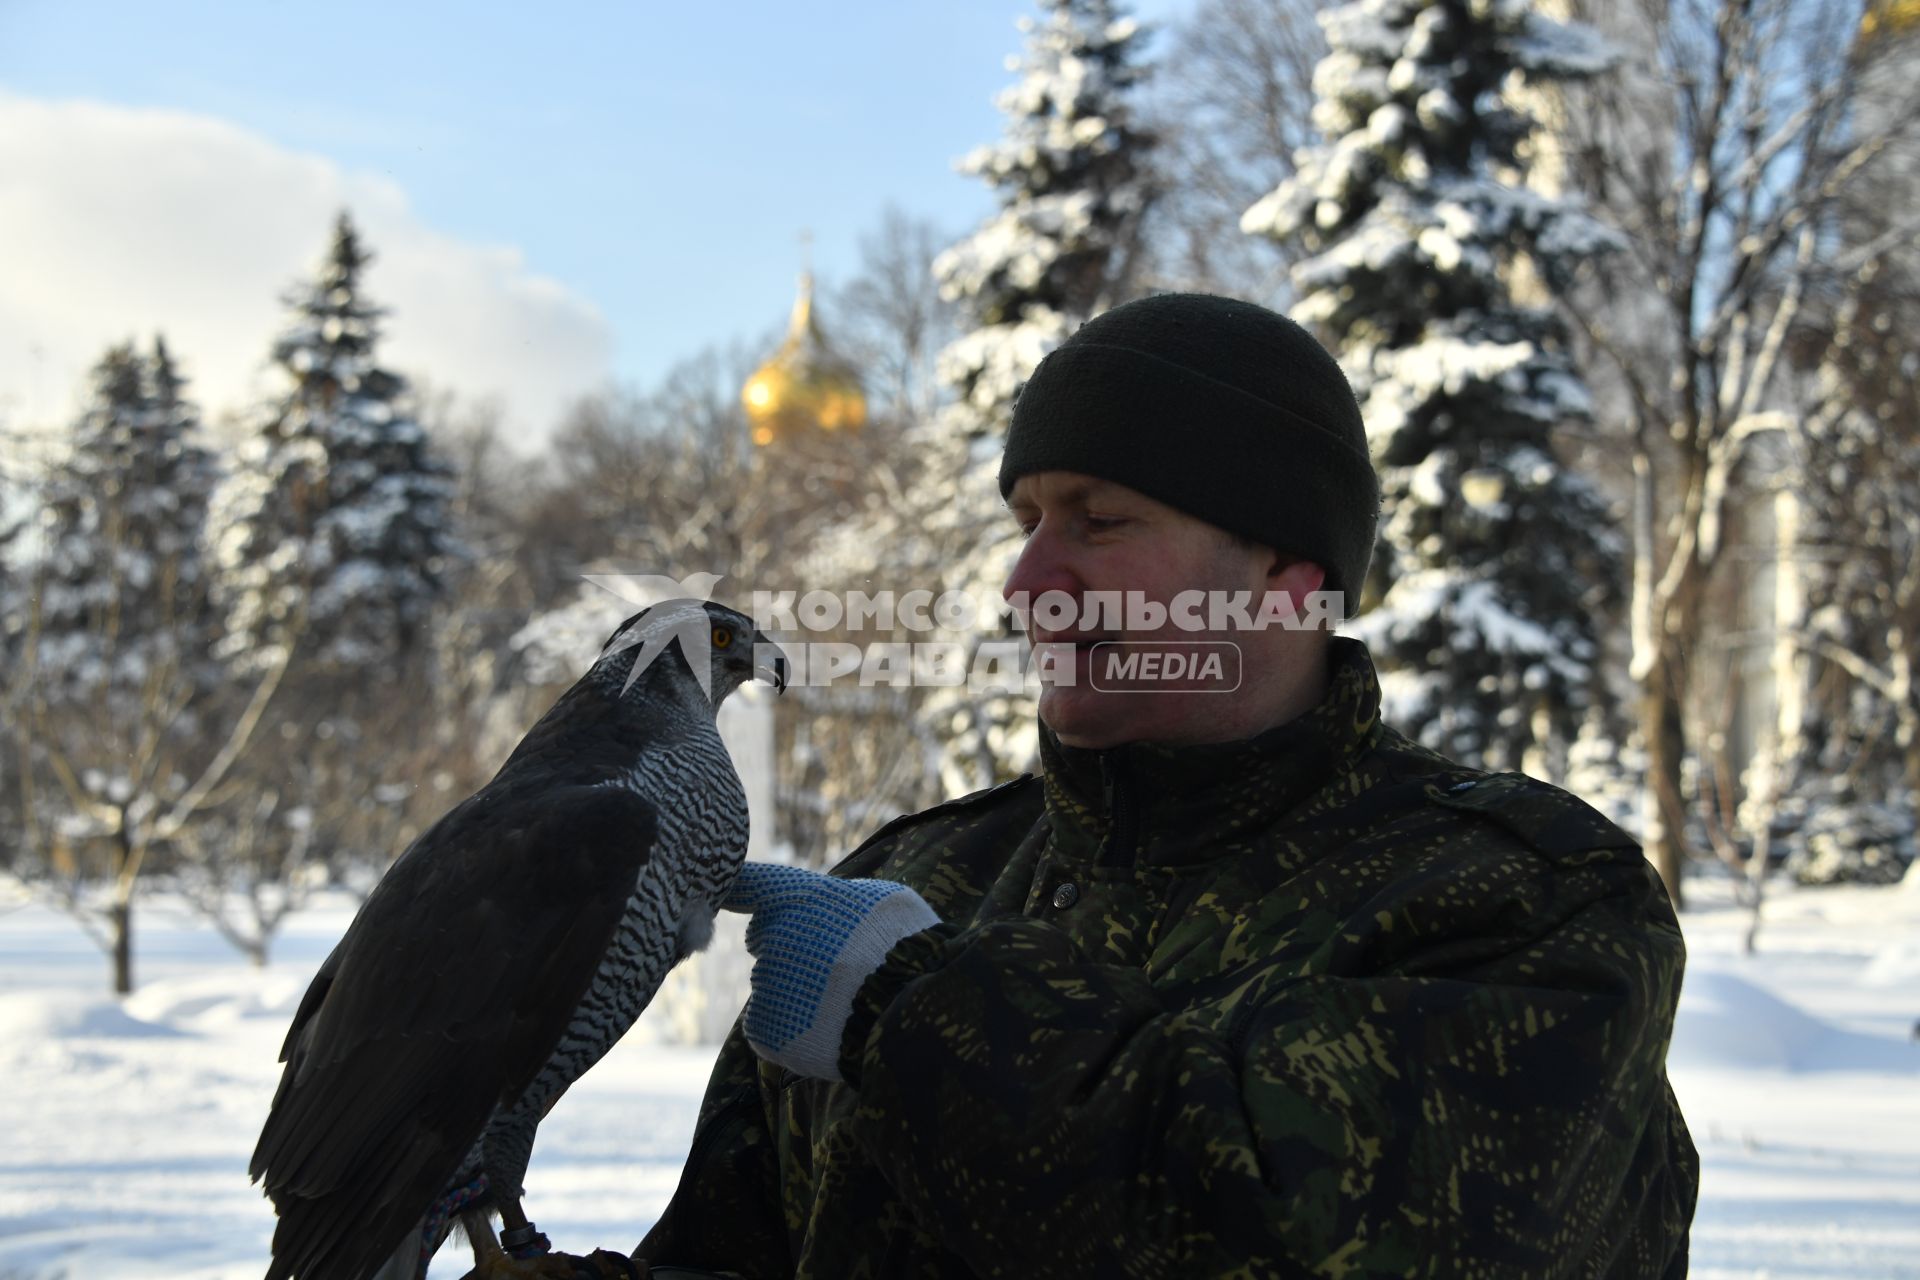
998,293,1379,619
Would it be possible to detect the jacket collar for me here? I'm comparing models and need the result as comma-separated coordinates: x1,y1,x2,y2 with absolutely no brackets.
1038,636,1384,868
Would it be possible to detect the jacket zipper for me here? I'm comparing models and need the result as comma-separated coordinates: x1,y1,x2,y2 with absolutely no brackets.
1098,751,1140,869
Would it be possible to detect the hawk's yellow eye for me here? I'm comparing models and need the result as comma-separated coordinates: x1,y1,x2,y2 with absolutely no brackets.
712,627,733,649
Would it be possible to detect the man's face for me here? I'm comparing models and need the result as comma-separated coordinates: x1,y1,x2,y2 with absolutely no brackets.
1004,472,1283,749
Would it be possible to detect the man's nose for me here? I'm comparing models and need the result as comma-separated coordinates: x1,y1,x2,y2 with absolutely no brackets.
1003,520,1078,617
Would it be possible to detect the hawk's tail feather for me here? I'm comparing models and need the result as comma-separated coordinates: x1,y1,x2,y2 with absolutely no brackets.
368,1224,424,1280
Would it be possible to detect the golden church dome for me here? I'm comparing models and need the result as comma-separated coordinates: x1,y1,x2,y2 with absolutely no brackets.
742,273,867,447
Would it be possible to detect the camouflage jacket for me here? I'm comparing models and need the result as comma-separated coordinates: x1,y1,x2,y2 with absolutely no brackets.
639,638,1698,1278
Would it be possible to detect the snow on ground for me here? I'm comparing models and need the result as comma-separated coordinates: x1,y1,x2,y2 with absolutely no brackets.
0,864,1916,1279
0,889,717,1280
1668,869,1920,1279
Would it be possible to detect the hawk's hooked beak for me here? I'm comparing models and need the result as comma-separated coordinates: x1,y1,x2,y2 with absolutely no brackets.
752,634,790,694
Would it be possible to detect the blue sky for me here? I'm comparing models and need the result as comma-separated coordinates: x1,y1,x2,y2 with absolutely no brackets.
0,1,1188,440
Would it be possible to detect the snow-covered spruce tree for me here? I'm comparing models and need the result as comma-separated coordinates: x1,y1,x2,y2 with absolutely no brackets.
1783,273,1920,883
0,483,18,876
1242,0,1624,777
32,338,221,699
209,212,460,675
914,0,1154,791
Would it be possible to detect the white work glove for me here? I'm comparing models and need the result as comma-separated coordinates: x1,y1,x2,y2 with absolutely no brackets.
721,862,940,1082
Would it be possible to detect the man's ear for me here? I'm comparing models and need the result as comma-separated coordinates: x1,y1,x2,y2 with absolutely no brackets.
1258,558,1332,632
1268,556,1326,597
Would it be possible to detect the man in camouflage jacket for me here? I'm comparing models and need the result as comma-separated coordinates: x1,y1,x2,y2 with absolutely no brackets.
625,295,1698,1277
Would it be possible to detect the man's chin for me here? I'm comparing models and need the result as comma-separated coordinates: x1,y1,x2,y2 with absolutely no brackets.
1038,689,1138,750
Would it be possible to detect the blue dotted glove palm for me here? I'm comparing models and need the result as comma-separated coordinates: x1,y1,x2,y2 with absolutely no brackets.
721,862,940,1082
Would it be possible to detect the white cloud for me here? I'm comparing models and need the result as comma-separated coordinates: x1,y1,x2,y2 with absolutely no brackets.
0,92,611,447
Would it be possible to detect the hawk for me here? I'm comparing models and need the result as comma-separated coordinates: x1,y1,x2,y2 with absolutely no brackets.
252,600,786,1280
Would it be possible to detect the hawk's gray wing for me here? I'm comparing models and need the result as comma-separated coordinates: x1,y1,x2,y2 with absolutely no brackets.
252,782,657,1280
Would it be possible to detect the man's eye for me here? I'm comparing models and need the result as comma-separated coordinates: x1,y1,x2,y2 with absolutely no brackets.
1085,515,1127,532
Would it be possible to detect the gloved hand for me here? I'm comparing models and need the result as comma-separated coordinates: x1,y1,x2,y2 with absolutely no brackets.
721,862,941,1082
